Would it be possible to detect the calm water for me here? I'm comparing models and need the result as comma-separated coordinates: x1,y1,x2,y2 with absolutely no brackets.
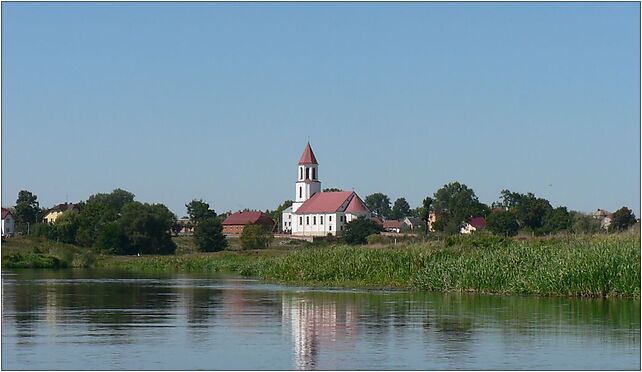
2,270,640,370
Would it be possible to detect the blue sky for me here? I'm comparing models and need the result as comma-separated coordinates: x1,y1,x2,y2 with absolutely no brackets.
2,2,640,217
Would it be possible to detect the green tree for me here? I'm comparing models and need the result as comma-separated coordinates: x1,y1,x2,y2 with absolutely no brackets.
52,210,81,244
115,202,177,255
343,216,383,245
486,210,519,236
15,190,42,230
95,221,130,254
610,207,637,232
542,207,572,234
390,198,411,220
569,211,601,234
499,190,552,232
323,188,342,192
433,182,488,235
364,193,392,219
75,189,135,246
240,223,273,250
194,217,227,252
269,200,293,227
186,199,216,224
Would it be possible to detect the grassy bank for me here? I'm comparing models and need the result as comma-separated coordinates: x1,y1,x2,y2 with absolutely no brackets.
97,233,641,298
2,238,97,268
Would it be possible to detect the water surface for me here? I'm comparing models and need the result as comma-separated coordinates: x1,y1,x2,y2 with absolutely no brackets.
2,269,639,370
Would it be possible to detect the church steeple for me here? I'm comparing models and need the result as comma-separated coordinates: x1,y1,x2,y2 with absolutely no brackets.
292,142,321,212
298,142,318,165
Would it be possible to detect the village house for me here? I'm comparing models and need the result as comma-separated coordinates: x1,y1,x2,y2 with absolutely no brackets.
592,208,613,230
403,217,424,230
44,203,79,224
222,210,275,236
460,216,486,234
383,219,408,233
177,217,194,235
2,208,16,237
282,143,370,237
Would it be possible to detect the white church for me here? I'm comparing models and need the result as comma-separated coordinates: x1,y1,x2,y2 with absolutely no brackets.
282,143,370,236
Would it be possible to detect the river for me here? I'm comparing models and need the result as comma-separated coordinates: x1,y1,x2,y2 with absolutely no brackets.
1,269,639,370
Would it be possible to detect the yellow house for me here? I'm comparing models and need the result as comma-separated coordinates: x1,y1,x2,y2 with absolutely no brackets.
44,203,78,224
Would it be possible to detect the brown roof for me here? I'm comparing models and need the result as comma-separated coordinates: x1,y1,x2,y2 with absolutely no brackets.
345,193,369,213
1,208,13,219
468,216,486,229
298,142,318,165
222,211,274,226
383,220,403,229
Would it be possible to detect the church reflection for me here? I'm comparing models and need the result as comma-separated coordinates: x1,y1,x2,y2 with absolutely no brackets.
281,294,359,370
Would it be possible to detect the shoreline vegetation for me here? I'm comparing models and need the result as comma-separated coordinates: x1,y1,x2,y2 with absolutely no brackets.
3,232,640,298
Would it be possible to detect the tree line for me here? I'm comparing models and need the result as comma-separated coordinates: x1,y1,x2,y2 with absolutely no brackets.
359,182,637,236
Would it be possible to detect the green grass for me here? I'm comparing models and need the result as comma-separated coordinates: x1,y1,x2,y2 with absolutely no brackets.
96,233,640,298
2,237,97,269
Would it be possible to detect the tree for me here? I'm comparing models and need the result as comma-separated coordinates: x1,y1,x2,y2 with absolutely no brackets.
610,207,637,232
486,210,519,236
570,211,601,234
417,197,433,227
240,223,273,250
110,202,177,255
364,193,392,219
194,217,227,252
186,199,216,224
499,190,552,232
390,198,411,220
269,200,293,227
323,188,342,192
432,182,488,235
52,210,80,244
343,216,383,245
15,190,42,229
542,207,572,234
75,189,136,246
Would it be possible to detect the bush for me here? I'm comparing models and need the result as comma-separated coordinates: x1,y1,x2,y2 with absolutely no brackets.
240,223,273,250
344,217,383,245
194,217,227,252
486,210,519,237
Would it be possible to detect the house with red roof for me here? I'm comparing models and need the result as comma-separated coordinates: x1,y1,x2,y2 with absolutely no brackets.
2,208,16,237
460,216,486,234
222,210,275,236
282,143,370,236
383,219,408,233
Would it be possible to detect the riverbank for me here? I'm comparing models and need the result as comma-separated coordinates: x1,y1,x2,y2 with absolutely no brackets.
3,233,639,297
99,233,640,298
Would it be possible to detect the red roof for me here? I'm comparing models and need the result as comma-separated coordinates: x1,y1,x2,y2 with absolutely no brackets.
1,208,12,219
345,193,369,213
295,191,369,214
222,211,273,225
298,142,318,165
468,216,486,229
383,220,403,229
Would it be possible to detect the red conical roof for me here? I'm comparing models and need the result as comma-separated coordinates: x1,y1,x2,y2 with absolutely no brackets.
298,142,318,165
345,193,369,213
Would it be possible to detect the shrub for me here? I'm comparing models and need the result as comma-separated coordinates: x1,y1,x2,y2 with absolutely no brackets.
194,217,227,252
240,223,273,250
344,217,383,245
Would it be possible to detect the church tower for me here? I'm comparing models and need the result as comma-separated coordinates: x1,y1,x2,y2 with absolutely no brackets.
292,142,321,213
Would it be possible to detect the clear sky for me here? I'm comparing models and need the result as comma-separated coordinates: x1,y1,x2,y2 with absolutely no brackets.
2,2,640,217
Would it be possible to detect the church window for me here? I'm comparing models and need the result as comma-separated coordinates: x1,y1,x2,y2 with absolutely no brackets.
306,216,309,225
329,225,332,231
313,216,316,225
312,168,316,180
300,167,303,180
329,216,332,222
299,216,303,224
299,187,302,199
306,167,310,179
320,216,323,225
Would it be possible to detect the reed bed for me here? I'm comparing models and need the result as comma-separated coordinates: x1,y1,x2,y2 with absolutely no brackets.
99,233,640,298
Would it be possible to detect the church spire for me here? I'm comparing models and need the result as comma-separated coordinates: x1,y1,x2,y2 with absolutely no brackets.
298,142,318,165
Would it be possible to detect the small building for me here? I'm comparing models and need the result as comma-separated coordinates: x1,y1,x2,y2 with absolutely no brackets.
177,217,194,235
44,203,79,224
403,217,424,230
460,216,486,234
383,219,408,233
427,212,437,232
2,208,16,237
222,211,275,236
592,209,613,230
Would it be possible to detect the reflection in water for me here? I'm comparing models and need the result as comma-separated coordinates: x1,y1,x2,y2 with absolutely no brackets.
1,270,640,370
